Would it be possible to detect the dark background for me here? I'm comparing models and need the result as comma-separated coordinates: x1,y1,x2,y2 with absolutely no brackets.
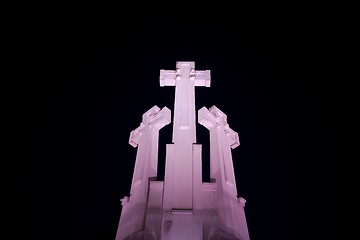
29,14,333,240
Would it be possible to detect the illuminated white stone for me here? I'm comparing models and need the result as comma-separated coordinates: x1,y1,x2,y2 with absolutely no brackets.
160,62,210,211
198,106,250,240
115,62,250,240
115,106,171,240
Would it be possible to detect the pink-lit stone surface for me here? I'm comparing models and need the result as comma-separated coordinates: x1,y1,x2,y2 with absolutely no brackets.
161,62,210,210
115,106,171,240
198,106,250,239
115,62,249,240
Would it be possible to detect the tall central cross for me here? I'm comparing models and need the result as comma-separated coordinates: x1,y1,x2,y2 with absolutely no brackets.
160,61,210,209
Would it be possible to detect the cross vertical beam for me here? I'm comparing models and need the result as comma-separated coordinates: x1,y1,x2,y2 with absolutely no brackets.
160,62,210,209
115,105,171,240
198,105,250,240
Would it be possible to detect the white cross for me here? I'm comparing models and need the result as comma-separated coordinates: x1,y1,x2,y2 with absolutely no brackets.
160,62,210,209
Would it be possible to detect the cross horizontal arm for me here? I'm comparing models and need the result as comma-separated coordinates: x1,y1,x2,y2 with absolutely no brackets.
198,106,217,130
224,126,240,149
128,105,171,147
193,70,211,87
198,105,240,149
160,66,211,87
209,106,240,149
160,70,176,86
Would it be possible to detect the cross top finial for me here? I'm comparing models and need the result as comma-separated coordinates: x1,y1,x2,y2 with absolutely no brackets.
176,61,195,69
210,105,228,126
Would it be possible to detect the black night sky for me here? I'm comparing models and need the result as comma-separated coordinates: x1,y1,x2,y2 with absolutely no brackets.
30,15,333,240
